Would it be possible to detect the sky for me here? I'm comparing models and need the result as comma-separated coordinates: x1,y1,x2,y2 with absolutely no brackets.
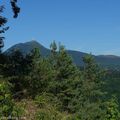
2,0,120,55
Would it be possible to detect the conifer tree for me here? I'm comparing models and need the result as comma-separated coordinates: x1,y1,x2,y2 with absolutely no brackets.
49,42,80,112
49,40,58,69
0,0,20,52
27,48,51,97
77,54,106,120
3,50,27,98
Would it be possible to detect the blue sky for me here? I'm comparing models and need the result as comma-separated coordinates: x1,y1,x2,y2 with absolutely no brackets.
2,0,120,55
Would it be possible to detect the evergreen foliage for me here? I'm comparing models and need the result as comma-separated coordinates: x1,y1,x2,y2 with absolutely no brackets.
0,1,20,52
0,42,120,119
104,96,120,120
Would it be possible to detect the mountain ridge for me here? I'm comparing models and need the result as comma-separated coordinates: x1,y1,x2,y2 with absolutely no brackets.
5,41,120,68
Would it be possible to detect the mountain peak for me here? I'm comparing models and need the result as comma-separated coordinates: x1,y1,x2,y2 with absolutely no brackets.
26,40,39,44
5,40,50,56
5,41,120,68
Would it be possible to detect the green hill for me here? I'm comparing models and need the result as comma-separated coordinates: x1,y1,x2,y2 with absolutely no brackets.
5,40,120,68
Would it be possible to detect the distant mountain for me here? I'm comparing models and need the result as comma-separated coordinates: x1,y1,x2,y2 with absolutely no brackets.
5,41,50,56
5,41,120,68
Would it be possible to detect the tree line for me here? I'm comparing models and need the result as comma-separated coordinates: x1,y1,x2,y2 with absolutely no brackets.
0,41,120,119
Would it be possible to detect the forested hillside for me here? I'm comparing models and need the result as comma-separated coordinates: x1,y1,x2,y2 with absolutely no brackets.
1,41,120,119
5,41,120,68
1,1,120,120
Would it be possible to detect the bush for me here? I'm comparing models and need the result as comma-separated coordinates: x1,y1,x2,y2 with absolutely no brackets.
35,109,63,120
0,80,14,117
0,78,25,119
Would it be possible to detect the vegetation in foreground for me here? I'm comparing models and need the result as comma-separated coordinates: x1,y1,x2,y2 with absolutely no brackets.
0,41,120,120
0,1,120,120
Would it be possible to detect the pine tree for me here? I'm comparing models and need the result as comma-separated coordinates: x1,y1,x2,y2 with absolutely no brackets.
0,1,20,52
2,50,27,98
49,42,80,112
10,0,20,18
77,54,106,120
0,53,8,76
0,6,8,53
27,48,51,97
